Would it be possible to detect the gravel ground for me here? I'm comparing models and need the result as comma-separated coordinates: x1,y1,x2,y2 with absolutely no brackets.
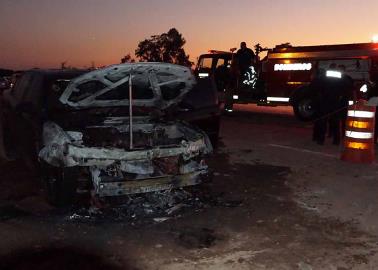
1,104,378,269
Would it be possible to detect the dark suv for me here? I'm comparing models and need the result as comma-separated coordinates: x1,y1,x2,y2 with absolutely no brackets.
0,63,220,205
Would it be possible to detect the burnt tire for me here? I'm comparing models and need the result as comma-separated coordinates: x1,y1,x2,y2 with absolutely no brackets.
42,164,78,207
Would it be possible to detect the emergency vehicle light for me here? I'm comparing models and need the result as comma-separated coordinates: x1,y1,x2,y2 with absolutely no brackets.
274,63,312,71
267,97,290,102
347,110,375,118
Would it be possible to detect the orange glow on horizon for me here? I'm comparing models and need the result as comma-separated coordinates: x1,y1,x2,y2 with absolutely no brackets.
1,1,378,70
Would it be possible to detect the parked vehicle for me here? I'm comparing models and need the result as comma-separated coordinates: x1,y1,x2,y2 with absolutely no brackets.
196,42,378,120
0,77,11,91
0,63,219,205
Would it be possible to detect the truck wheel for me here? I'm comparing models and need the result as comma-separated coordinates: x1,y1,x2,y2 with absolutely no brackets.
42,163,78,207
293,96,316,121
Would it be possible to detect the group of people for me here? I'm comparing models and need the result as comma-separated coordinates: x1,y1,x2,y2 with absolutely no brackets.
311,65,354,145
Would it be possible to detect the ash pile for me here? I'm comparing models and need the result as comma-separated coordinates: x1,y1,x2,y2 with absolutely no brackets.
68,185,242,223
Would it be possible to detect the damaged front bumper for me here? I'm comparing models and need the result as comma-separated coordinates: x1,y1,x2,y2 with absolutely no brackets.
39,121,212,197
94,170,206,197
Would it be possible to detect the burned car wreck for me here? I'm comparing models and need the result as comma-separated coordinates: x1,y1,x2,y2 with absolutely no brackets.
0,63,217,205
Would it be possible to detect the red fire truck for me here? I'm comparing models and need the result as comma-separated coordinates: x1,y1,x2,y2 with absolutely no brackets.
195,43,378,120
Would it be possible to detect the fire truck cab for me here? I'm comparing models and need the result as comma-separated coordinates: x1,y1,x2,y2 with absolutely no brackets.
196,43,378,121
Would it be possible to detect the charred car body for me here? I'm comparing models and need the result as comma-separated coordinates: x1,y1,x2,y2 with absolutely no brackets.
0,63,219,205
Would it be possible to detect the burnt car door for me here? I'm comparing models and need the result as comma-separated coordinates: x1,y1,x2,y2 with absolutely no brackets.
1,72,44,167
176,76,220,147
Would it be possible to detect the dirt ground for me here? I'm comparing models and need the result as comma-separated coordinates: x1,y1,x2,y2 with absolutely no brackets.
1,104,378,270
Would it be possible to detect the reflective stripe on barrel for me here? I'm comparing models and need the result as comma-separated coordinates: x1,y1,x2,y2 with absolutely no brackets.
345,131,373,139
347,110,375,118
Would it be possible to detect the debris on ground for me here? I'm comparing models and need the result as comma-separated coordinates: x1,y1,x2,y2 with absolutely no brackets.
66,185,245,223
153,217,171,223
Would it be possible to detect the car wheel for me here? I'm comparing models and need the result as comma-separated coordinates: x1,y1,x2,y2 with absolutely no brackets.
42,163,78,207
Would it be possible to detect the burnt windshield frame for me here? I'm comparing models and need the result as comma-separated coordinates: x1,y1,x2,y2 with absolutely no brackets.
59,63,196,110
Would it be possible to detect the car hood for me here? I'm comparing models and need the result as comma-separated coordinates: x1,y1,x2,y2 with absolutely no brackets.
59,63,196,112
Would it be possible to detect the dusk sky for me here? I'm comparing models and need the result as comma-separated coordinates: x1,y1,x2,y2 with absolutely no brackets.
1,0,378,70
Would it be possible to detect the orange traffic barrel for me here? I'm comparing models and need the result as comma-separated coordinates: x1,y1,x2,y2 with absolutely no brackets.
341,100,376,164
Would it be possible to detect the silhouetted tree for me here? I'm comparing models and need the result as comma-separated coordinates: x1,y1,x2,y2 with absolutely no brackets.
121,54,135,63
135,28,193,67
61,61,67,69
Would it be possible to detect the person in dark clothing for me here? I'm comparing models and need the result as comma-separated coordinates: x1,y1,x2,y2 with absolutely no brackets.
236,42,255,74
338,65,354,139
311,69,327,144
224,42,255,113
312,67,349,145
223,58,240,113
366,75,378,143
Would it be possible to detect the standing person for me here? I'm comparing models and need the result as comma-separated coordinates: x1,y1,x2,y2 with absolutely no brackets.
224,42,255,113
366,74,378,143
338,65,354,139
312,67,345,145
325,67,348,145
236,42,256,76
223,57,240,113
326,63,338,139
311,69,327,144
